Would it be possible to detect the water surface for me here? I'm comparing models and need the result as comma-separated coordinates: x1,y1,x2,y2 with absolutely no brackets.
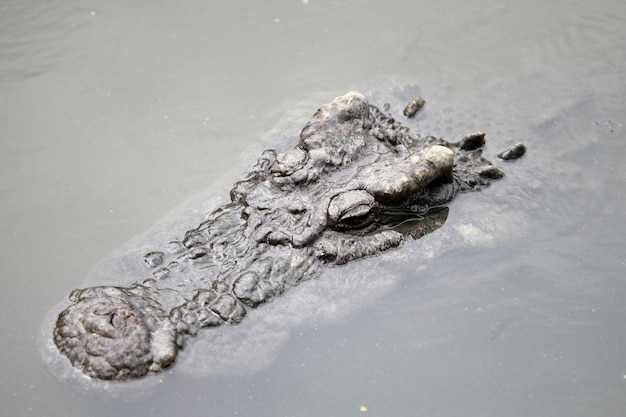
1,0,625,416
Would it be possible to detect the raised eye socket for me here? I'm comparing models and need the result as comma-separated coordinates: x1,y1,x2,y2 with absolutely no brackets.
327,190,376,231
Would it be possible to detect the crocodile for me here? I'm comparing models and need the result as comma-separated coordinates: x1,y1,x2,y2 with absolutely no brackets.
52,91,524,381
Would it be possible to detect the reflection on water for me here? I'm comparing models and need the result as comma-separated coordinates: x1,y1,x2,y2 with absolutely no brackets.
1,0,625,416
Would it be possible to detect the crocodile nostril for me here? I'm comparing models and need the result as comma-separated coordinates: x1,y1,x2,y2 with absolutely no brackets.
93,307,111,316
110,312,124,329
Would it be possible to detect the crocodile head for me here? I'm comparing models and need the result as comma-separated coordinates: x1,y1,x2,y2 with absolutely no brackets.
52,91,511,380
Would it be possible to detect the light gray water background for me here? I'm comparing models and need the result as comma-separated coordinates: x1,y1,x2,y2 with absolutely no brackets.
1,0,625,416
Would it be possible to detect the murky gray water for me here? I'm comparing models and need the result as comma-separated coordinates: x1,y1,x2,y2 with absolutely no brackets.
2,0,625,416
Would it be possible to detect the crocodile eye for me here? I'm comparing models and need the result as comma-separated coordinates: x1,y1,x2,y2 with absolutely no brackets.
327,190,376,230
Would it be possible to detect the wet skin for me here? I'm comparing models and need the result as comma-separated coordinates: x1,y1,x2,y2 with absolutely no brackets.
53,91,522,380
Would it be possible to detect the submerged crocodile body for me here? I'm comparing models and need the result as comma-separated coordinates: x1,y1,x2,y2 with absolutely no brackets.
53,91,523,380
